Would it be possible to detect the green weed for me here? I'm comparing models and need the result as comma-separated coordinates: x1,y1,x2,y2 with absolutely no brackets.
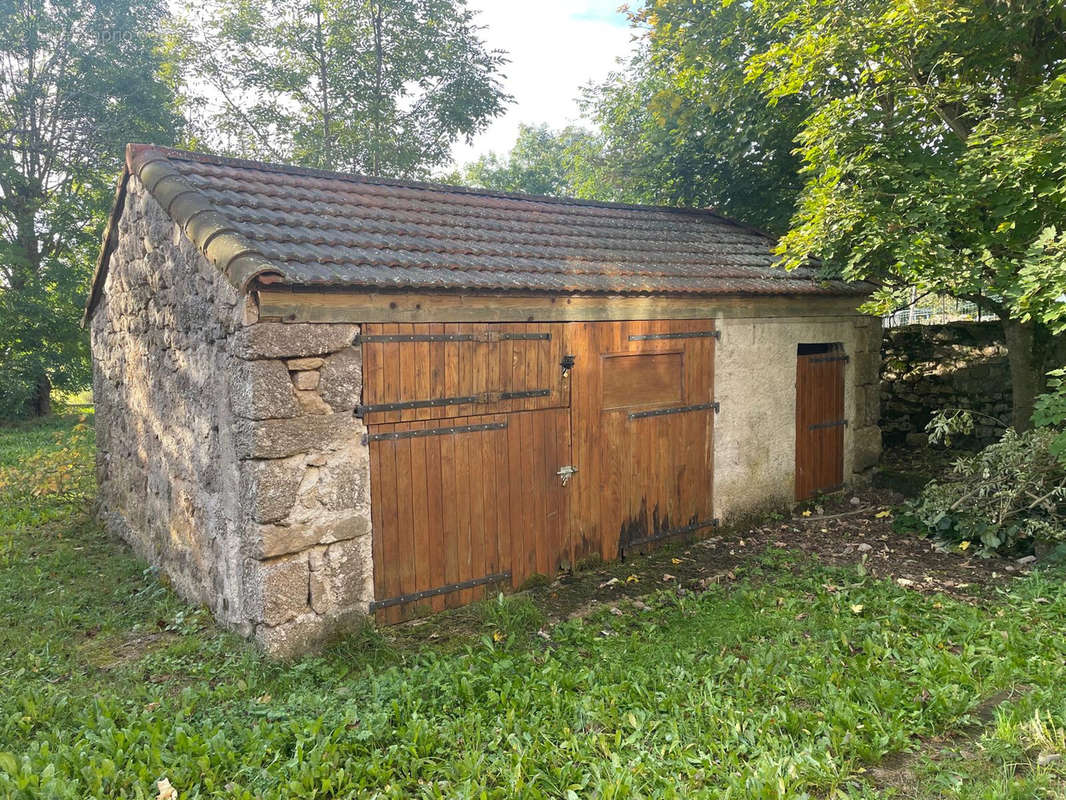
0,415,1064,798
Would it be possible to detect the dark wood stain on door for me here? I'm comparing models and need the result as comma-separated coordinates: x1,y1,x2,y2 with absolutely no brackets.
363,319,716,620
567,320,716,563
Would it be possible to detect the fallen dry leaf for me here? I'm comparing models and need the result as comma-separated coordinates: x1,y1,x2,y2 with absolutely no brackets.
157,778,178,800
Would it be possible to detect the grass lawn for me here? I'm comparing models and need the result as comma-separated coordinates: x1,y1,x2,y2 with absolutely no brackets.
1,415,1066,798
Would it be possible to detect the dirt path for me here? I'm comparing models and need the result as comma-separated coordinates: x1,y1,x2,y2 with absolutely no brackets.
393,485,1029,647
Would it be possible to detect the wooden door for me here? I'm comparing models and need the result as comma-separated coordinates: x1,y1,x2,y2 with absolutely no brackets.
567,320,717,562
795,344,847,500
363,324,572,621
359,322,569,424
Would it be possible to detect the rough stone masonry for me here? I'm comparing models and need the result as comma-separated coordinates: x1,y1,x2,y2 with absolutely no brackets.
91,174,374,656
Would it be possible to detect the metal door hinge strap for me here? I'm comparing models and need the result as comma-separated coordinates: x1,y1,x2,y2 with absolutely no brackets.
628,330,719,341
365,421,506,443
356,388,550,416
355,332,549,344
369,571,511,611
625,518,719,550
809,419,848,431
810,354,849,363
629,401,719,420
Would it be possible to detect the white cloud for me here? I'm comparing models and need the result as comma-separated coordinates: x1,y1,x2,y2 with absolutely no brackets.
448,0,638,167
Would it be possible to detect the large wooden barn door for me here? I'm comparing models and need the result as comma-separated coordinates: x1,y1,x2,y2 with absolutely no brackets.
363,319,718,622
361,323,571,622
795,344,847,500
567,320,717,563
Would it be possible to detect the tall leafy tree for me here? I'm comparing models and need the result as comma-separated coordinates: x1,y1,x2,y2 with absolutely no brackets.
447,123,599,198
582,3,808,233
187,0,510,178
746,0,1066,429
0,0,184,418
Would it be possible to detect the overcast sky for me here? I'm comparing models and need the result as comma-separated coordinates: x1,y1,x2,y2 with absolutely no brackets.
448,0,639,167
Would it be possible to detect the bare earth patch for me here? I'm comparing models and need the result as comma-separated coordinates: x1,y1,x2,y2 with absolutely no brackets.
391,484,1029,649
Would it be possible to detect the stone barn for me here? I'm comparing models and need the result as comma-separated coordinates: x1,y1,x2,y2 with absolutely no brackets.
86,144,881,655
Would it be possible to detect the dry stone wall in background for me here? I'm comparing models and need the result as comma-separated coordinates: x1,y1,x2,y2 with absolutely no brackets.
880,322,1010,446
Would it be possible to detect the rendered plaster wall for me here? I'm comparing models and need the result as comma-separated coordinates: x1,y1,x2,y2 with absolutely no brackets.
713,314,882,524
91,176,373,657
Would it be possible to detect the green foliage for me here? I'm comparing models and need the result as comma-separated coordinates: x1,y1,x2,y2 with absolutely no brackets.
899,429,1066,554
750,0,1066,311
185,0,510,177
4,417,1066,797
478,591,544,644
447,123,599,198
1013,226,1066,336
0,415,95,564
0,0,185,419
1033,369,1066,464
581,3,807,232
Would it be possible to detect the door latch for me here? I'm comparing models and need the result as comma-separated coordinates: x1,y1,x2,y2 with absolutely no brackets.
556,465,578,486
560,354,575,378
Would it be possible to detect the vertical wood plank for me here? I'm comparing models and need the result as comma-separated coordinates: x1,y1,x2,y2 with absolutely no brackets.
409,422,431,615
439,429,460,609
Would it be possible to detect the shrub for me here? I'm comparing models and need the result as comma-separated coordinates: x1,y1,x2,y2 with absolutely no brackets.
897,428,1066,555
1032,368,1066,465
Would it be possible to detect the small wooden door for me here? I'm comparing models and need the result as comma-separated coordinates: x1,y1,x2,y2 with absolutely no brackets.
795,344,847,500
567,320,717,562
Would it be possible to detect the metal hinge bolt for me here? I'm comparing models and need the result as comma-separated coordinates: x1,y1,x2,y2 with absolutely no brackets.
556,465,578,486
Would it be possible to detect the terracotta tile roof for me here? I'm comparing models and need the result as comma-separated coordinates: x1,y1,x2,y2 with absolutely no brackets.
89,144,867,317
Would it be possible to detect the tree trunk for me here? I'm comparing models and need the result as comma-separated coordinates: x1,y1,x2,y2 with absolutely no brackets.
28,372,51,417
1003,318,1041,432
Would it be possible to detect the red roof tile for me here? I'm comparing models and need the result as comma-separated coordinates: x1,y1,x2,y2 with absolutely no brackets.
89,144,868,315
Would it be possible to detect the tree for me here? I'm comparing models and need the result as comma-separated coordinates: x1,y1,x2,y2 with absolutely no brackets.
581,3,808,233
0,0,184,418
745,0,1066,429
186,0,510,178
447,123,599,197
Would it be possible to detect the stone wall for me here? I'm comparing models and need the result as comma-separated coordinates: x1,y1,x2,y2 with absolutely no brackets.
91,177,373,657
92,175,248,627
713,314,882,523
232,324,373,656
880,322,1010,446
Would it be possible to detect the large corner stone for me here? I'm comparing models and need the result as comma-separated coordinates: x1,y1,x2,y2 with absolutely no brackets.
231,323,358,359
309,536,373,616
233,359,298,420
852,424,883,472
318,347,362,411
240,457,303,523
247,511,371,559
853,350,881,386
236,413,361,459
244,554,310,627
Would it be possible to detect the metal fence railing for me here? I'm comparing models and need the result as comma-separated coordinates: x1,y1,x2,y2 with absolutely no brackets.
882,300,982,328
